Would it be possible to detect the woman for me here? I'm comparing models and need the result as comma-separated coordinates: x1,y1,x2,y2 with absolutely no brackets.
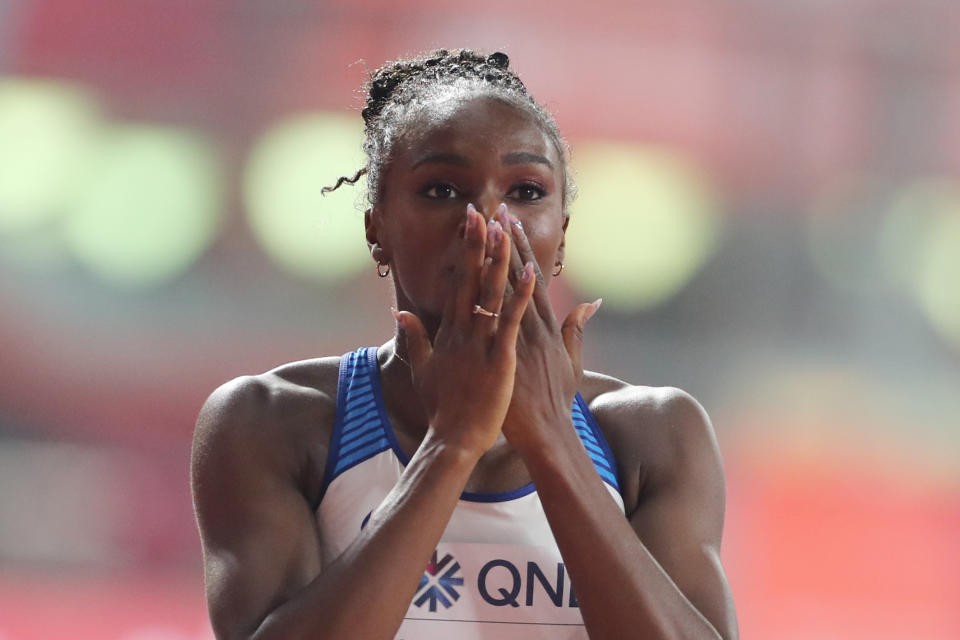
192,49,738,640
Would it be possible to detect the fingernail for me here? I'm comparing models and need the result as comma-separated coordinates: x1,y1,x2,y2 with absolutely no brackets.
488,219,502,244
507,213,523,234
390,306,403,327
496,203,509,227
521,261,534,282
584,298,602,322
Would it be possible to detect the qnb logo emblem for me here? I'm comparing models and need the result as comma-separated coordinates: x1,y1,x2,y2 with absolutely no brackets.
414,550,464,612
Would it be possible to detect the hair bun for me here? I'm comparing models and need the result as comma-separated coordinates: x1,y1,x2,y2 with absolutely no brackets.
371,76,398,100
487,52,509,69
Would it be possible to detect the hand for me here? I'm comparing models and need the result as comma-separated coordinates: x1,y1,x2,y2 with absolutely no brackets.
394,203,536,457
494,205,601,452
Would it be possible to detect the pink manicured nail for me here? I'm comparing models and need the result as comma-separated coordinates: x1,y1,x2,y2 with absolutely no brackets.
584,298,602,321
465,203,484,237
487,219,500,243
521,261,534,282
508,213,524,234
496,203,509,227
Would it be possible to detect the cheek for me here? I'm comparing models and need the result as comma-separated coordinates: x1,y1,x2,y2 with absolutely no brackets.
389,221,461,275
385,207,456,253
533,244,559,271
524,220,564,268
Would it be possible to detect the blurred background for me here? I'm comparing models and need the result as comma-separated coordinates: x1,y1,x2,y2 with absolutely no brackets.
1,0,958,638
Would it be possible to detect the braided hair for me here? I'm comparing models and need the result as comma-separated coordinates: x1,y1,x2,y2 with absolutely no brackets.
324,49,573,206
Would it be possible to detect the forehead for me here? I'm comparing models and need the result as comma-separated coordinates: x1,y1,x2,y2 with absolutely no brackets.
393,93,557,163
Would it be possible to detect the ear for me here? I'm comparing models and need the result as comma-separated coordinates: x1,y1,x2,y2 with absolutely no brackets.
365,206,390,265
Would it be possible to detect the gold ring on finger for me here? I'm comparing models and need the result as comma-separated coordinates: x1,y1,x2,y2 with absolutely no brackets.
472,304,499,318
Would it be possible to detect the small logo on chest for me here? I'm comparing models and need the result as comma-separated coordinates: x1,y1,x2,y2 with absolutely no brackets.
414,550,465,612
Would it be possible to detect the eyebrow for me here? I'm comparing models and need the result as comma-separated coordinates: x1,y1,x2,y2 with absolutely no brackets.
502,152,553,169
412,152,471,169
411,151,554,170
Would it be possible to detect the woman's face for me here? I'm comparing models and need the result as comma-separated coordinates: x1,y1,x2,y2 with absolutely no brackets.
368,93,567,322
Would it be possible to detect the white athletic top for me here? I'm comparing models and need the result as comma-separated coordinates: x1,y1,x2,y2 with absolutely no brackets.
316,347,624,639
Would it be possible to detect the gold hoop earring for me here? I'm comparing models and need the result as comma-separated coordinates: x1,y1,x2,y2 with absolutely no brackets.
376,261,390,277
552,261,564,277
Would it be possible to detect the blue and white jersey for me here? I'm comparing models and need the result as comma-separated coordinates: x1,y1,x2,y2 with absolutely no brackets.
316,347,624,639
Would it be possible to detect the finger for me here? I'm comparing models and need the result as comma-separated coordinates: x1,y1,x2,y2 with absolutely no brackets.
498,208,546,333
503,209,558,330
560,298,601,376
393,309,432,374
474,218,510,336
452,203,487,327
495,205,528,299
484,211,499,261
495,261,536,357
499,204,523,295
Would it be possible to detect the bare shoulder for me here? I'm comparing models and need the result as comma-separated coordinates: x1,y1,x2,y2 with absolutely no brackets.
192,356,343,507
579,370,717,454
195,356,342,445
579,371,723,515
581,374,736,638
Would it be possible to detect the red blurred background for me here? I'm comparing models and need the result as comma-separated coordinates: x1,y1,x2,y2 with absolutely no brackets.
1,1,958,638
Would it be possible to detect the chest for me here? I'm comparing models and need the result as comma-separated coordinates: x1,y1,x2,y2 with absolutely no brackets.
315,449,618,639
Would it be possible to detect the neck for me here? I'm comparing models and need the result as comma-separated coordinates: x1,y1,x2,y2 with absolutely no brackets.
376,335,521,485
377,336,430,441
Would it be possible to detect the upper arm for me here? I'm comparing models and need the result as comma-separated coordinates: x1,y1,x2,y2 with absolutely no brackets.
627,388,739,640
191,377,328,640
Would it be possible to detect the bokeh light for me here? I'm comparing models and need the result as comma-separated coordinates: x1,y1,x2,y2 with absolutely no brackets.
62,125,223,288
244,111,369,282
918,215,960,350
0,77,100,233
880,179,960,350
565,143,721,310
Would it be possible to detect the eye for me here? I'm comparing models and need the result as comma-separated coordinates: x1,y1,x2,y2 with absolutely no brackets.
422,183,459,199
509,182,546,201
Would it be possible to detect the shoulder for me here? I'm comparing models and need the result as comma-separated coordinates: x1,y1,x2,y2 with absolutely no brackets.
195,356,342,441
580,370,717,456
580,374,736,638
579,371,723,514
192,356,344,505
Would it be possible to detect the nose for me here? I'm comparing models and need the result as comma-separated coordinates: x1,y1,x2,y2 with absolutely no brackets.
474,197,505,222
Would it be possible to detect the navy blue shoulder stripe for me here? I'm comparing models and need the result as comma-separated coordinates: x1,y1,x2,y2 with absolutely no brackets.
319,348,391,500
573,393,620,492
320,347,621,500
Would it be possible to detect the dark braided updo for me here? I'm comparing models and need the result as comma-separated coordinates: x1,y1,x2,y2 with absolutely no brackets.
325,49,573,206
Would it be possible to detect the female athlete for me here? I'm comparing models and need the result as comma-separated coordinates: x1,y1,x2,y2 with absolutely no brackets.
192,49,738,639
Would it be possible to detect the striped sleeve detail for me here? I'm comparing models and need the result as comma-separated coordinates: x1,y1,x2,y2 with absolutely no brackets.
321,348,391,494
572,395,620,492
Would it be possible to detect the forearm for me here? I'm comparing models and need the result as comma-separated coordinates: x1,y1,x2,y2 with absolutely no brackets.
521,424,723,640
252,431,479,640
